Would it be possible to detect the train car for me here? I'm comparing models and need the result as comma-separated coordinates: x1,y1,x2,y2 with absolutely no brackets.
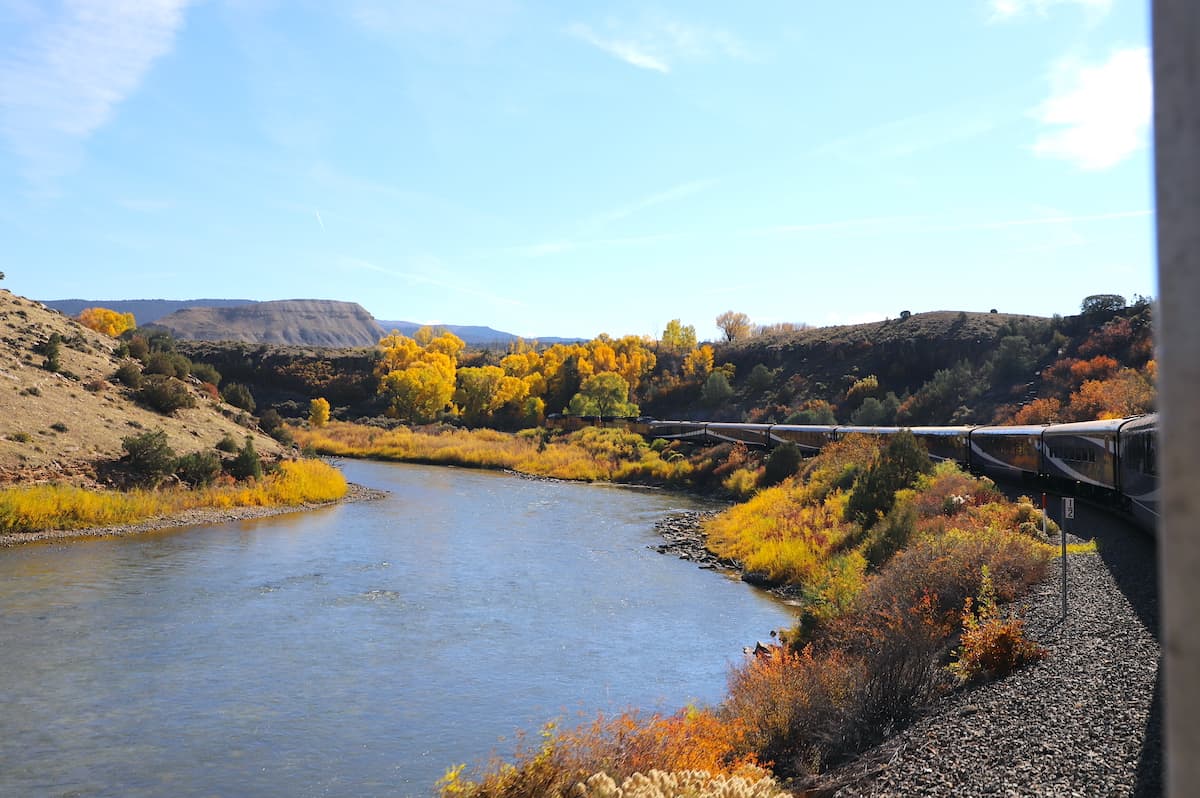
544,413,591,431
968,425,1045,480
767,424,839,455
906,426,973,465
1117,414,1158,531
646,420,708,443
704,422,772,447
1041,418,1124,493
835,426,902,441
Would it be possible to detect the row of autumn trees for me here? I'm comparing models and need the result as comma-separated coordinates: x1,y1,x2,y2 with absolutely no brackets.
373,320,726,426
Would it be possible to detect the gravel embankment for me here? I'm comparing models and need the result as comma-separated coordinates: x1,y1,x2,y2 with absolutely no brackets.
654,506,1163,797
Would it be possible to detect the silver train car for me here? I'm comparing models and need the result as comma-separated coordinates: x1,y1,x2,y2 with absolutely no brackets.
625,414,1159,532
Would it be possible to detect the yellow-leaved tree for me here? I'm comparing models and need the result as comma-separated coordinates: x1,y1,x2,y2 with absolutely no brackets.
376,330,464,422
78,307,136,338
309,397,331,427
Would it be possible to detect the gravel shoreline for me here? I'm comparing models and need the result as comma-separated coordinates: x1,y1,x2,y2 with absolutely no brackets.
0,482,388,547
653,509,1163,797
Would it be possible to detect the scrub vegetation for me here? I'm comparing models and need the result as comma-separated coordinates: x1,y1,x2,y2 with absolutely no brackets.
0,458,346,533
293,421,692,484
435,434,1053,795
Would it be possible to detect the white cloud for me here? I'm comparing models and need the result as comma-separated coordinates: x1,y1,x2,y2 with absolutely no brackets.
988,0,1112,22
1032,47,1151,170
0,0,190,186
567,18,750,73
566,23,669,72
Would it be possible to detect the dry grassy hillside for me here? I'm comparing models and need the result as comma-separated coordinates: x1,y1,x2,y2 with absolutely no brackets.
0,290,284,485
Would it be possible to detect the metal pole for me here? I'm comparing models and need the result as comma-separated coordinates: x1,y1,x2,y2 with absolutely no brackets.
1061,503,1067,621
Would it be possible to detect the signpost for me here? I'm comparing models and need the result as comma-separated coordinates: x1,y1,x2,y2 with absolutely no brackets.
1061,497,1073,620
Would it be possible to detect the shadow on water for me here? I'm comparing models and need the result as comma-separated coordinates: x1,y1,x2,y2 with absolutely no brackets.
994,479,1162,797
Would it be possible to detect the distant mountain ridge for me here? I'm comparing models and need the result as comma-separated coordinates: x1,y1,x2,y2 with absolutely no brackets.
148,300,385,347
43,298,256,326
42,298,575,347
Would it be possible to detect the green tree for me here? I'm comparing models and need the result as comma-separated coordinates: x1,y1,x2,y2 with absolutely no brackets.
1081,294,1127,315
846,430,933,527
137,375,197,415
701,371,734,406
229,436,263,480
660,319,697,352
222,382,256,413
762,442,803,486
745,363,776,396
122,429,177,485
175,450,222,487
851,393,900,425
39,333,62,373
567,371,637,416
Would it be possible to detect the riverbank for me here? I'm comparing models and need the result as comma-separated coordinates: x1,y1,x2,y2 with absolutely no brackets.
0,481,387,547
652,508,1162,796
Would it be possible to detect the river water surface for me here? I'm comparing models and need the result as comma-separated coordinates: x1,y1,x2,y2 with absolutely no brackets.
0,460,796,797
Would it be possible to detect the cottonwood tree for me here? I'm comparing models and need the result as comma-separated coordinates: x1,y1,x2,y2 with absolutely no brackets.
716,310,752,342
78,307,136,338
567,371,638,417
660,319,697,352
309,397,330,427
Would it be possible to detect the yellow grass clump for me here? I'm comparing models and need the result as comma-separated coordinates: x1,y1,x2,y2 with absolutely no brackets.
0,459,347,533
571,769,790,798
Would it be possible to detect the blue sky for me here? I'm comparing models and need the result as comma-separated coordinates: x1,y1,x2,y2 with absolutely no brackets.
0,0,1154,341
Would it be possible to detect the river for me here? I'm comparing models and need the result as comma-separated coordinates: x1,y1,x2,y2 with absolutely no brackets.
0,460,796,797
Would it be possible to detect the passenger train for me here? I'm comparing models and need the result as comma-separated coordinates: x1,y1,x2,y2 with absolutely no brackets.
546,413,1159,532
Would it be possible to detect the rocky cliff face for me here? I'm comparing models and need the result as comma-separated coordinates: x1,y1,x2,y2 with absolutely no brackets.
149,300,386,347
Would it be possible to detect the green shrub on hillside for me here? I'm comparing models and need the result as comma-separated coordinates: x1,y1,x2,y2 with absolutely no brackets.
136,375,197,415
122,429,177,485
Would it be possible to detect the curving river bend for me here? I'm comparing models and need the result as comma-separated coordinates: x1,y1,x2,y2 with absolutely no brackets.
0,460,796,797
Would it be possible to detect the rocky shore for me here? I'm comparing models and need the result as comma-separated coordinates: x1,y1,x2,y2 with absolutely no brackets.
0,482,388,547
653,508,1163,796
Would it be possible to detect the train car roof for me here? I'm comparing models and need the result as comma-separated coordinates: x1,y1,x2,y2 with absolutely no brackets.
837,426,902,435
1118,413,1158,432
970,424,1048,436
905,426,975,435
1041,418,1136,435
705,421,772,429
768,424,838,432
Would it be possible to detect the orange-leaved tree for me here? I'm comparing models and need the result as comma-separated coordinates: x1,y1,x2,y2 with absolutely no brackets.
78,307,135,338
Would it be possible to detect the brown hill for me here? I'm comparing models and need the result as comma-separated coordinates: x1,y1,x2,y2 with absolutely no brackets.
149,299,385,347
0,290,283,485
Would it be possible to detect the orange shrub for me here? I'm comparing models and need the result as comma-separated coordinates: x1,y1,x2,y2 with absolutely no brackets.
949,567,1045,683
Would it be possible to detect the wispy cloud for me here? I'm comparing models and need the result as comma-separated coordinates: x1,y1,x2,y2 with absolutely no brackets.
505,178,715,259
756,208,1150,236
588,178,718,227
0,0,191,187
349,0,516,52
314,210,326,232
567,18,750,73
117,197,173,213
817,105,998,163
338,255,523,307
509,232,680,259
988,0,1112,22
1032,47,1151,170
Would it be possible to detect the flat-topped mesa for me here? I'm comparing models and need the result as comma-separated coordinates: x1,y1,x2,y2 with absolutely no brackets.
150,299,385,347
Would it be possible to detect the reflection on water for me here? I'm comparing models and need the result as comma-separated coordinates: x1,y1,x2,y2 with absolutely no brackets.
0,460,795,797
